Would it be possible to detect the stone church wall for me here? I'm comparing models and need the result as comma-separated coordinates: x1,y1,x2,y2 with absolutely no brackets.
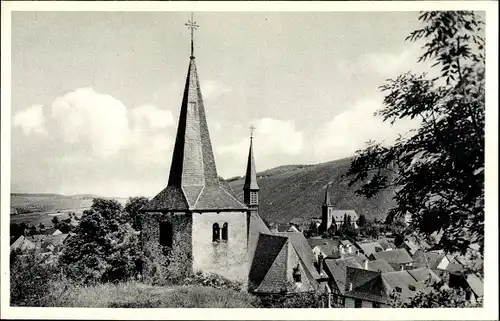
141,212,192,284
192,211,249,283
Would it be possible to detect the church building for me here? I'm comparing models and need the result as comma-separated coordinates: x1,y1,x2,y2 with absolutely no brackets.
140,16,321,293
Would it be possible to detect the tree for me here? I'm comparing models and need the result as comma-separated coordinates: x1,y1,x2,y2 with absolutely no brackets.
38,223,45,230
59,198,141,284
358,214,367,227
123,196,149,231
51,216,59,226
346,11,485,255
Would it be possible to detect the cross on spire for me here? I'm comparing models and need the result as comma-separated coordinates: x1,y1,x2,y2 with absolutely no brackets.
185,12,199,58
249,125,256,139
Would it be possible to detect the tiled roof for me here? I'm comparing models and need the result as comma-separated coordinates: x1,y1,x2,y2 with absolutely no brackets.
402,239,420,255
142,58,247,212
276,232,320,280
357,241,384,257
425,251,445,269
315,244,339,258
249,232,319,294
381,270,424,299
247,211,272,263
308,237,339,249
11,236,36,251
324,258,362,294
248,234,288,292
407,267,441,283
344,274,388,304
370,248,413,265
465,274,483,297
243,138,259,190
367,259,395,273
378,239,395,251
330,210,358,221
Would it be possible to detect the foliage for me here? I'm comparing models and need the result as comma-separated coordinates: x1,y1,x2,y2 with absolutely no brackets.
42,282,257,308
124,196,149,231
59,198,142,284
358,214,367,227
390,280,482,308
10,250,60,306
259,291,328,308
359,218,382,239
346,11,485,255
182,271,243,291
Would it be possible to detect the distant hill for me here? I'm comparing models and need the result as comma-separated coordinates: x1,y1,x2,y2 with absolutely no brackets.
227,157,396,224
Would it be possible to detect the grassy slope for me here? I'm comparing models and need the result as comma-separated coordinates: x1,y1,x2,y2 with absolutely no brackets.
44,282,257,308
228,157,396,223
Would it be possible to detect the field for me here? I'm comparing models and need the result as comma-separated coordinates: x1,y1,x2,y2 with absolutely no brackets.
10,193,128,226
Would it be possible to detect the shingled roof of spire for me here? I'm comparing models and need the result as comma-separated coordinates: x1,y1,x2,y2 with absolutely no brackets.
142,57,247,212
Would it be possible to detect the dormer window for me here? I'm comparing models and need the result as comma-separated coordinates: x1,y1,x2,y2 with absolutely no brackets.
292,264,302,283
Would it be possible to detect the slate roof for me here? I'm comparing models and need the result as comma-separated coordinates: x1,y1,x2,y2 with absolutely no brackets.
465,274,483,297
314,244,339,258
407,267,441,283
381,270,424,299
308,237,339,249
370,248,413,266
142,57,247,212
276,232,320,280
248,232,319,294
247,211,272,263
11,236,36,251
402,239,420,255
367,259,395,273
357,241,384,257
324,258,363,294
323,184,332,205
425,251,446,269
378,239,396,251
330,210,358,222
243,138,259,190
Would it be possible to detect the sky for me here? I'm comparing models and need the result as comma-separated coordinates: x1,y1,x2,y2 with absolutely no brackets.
11,11,434,198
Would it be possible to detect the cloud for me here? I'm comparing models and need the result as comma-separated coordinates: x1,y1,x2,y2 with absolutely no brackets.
131,104,175,130
201,80,231,100
13,104,46,135
215,118,305,178
312,98,419,162
51,88,132,157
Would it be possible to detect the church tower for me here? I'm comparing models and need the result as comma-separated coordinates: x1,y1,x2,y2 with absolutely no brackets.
243,133,259,209
141,15,249,283
321,184,334,234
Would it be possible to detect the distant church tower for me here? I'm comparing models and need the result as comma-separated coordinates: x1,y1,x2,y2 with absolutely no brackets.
321,184,334,234
140,15,250,283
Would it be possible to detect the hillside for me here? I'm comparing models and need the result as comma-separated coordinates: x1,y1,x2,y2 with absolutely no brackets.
228,157,396,224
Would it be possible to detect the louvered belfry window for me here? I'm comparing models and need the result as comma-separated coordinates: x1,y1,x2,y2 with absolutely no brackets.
222,222,228,241
160,222,173,248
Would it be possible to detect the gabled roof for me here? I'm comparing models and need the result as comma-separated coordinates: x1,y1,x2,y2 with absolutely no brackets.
378,239,396,251
407,267,441,283
370,248,413,265
248,234,288,292
367,259,395,273
324,258,362,294
381,270,424,300
308,237,339,249
465,274,483,297
10,235,36,251
243,138,259,191
248,233,319,294
330,210,358,221
247,211,272,263
314,244,339,258
357,241,384,257
276,232,320,280
142,57,247,212
425,251,446,269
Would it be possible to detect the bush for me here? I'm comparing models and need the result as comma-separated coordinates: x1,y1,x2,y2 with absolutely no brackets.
258,291,328,308
182,271,243,291
10,250,61,306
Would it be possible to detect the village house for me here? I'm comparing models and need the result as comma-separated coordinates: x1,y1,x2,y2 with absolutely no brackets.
355,241,385,257
369,248,413,271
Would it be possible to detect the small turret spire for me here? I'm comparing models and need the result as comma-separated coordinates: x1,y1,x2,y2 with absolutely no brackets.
185,12,199,58
324,184,332,206
244,125,259,191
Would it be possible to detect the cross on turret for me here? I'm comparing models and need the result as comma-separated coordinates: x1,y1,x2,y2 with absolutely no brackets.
185,12,199,58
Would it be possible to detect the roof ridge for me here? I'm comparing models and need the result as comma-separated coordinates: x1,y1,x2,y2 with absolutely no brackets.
191,185,205,208
180,186,192,209
218,184,247,208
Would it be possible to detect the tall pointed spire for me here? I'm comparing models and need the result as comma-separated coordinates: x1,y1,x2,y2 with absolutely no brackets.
244,128,259,191
185,12,199,58
142,15,246,212
323,184,332,206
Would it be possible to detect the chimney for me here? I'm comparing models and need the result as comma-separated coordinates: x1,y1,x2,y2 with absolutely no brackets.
318,253,325,275
364,259,369,270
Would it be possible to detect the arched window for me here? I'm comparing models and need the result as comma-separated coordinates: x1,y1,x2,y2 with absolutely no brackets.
160,222,173,248
222,222,228,241
212,223,220,242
